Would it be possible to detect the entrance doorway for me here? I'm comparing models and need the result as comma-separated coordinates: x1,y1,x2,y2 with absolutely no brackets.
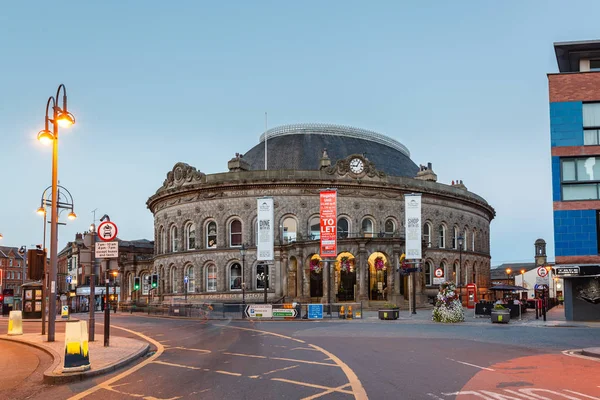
309,256,323,298
368,252,388,301
335,253,356,301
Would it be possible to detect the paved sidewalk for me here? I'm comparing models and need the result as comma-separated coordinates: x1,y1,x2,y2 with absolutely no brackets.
0,326,149,383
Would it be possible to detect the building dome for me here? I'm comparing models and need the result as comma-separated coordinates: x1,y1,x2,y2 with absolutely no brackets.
242,123,419,177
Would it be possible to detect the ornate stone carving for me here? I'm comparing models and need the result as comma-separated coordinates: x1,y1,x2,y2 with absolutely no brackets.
324,154,386,178
300,200,307,208
195,207,201,213
162,162,205,190
218,204,225,211
244,202,251,210
177,210,182,216
354,202,360,210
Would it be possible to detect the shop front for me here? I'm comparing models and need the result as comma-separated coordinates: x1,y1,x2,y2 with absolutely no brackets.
555,265,600,321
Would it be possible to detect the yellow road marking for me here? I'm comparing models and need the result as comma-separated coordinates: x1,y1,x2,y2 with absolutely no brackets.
271,356,337,367
290,347,320,352
308,344,368,400
223,352,267,359
215,370,242,376
168,346,211,354
153,360,202,370
67,325,165,400
302,383,353,400
262,365,299,376
271,378,354,394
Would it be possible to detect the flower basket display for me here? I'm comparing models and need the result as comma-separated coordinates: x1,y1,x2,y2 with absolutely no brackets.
310,259,322,274
432,281,465,323
340,256,354,273
374,257,386,271
378,303,399,320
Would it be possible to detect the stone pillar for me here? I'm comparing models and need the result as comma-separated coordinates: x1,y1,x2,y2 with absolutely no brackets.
358,244,368,301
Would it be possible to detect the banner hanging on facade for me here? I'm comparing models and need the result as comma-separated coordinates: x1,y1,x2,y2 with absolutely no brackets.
320,190,337,257
404,193,422,259
257,197,274,261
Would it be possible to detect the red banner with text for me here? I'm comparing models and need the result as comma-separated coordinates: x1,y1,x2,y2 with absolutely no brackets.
320,190,337,258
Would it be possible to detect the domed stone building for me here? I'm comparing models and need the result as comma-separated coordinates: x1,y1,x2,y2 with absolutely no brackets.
143,124,495,307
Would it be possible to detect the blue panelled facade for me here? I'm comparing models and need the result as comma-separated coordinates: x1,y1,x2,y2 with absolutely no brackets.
550,101,583,148
553,210,598,257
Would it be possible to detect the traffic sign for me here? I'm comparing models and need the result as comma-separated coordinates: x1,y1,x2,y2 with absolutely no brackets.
98,221,118,242
273,308,297,318
245,304,273,318
66,276,72,284
61,305,69,318
308,304,323,319
537,267,548,278
95,242,119,258
434,268,444,278
184,276,189,284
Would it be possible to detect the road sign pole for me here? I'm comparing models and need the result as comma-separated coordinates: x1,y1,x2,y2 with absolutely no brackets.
104,260,110,347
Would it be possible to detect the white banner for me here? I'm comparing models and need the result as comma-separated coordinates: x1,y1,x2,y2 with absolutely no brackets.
404,193,422,259
257,197,274,261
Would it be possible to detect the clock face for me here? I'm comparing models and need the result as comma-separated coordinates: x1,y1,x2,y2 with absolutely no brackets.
349,158,364,174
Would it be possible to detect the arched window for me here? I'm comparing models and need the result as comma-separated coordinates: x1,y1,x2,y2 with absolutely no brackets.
423,222,432,247
128,274,133,299
170,266,178,293
309,217,320,240
440,261,447,282
463,229,468,251
472,262,477,285
157,227,164,254
362,218,374,238
230,263,242,290
452,226,459,249
256,264,269,289
230,219,242,247
425,260,434,286
283,217,298,243
160,227,166,254
185,222,196,250
206,221,217,248
170,226,178,252
142,272,150,295
453,261,459,286
472,229,476,251
438,225,446,248
206,264,217,292
186,265,195,293
384,219,395,237
337,218,349,239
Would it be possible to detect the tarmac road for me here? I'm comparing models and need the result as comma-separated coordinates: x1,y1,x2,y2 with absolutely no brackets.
1,314,599,399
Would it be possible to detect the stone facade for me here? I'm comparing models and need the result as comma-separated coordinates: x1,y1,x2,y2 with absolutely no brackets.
145,151,495,307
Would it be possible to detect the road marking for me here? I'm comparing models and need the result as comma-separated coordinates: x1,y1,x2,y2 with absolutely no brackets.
564,389,600,399
446,358,495,371
301,383,353,400
262,365,299,376
426,394,445,400
562,349,600,362
66,324,165,400
216,323,368,400
214,323,306,343
223,352,267,359
154,360,203,370
290,347,320,352
168,346,211,354
215,370,242,377
271,378,354,395
271,356,338,367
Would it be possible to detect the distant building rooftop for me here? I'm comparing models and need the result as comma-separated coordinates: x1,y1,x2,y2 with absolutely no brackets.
554,40,600,72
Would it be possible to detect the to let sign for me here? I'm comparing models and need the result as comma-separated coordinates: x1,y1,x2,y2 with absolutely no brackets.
320,190,337,257
95,242,119,258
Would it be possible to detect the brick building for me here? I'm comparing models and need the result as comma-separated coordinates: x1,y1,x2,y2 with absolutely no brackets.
144,124,495,308
548,40,600,320
0,246,25,293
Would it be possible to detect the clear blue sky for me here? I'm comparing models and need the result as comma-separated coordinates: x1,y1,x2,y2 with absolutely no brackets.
1,1,598,265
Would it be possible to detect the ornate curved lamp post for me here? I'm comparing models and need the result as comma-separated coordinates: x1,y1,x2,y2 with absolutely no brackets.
457,234,464,286
36,184,76,336
36,84,75,342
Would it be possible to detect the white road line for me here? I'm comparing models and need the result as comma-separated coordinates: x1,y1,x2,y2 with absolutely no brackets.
426,393,445,400
168,346,211,354
562,349,600,362
262,365,299,376
564,389,600,399
215,370,242,377
446,358,495,371
223,352,267,359
290,347,320,352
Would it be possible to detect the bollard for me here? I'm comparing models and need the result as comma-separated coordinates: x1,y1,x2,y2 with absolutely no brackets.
7,311,23,336
63,320,91,372
339,305,345,319
347,305,353,319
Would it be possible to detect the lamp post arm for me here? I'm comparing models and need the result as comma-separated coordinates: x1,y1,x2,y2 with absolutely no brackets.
56,84,68,112
44,96,55,130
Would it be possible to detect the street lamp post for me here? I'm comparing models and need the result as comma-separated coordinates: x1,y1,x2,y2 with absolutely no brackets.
240,244,246,312
36,84,75,342
505,268,512,285
36,184,76,337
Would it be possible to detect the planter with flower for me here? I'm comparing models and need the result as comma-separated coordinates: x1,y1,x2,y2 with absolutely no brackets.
378,302,399,320
432,281,465,323
374,257,386,271
310,259,322,274
340,257,354,273
491,304,510,324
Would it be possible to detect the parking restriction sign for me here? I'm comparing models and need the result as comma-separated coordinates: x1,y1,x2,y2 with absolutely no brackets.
98,221,118,242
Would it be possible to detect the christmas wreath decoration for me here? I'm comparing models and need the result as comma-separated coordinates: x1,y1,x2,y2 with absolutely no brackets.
340,256,354,273
374,257,386,271
310,259,322,274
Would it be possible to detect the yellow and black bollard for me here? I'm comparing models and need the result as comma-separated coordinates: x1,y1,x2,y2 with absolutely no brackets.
339,305,346,319
347,305,353,319
63,320,91,372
